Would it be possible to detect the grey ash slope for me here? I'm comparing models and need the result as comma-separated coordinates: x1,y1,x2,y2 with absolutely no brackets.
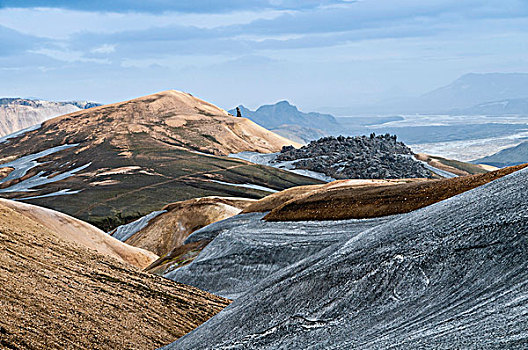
166,167,528,349
164,213,393,299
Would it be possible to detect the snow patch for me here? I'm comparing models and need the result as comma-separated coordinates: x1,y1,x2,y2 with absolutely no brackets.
210,180,278,193
229,151,335,182
0,162,91,193
17,189,82,200
0,124,42,144
0,144,91,193
111,210,167,241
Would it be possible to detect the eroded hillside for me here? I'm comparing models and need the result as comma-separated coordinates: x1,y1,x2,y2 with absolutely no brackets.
0,200,229,349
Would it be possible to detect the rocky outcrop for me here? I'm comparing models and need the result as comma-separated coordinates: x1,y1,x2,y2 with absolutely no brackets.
275,134,432,179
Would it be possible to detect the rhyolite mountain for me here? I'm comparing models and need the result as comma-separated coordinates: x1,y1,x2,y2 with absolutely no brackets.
0,98,100,136
0,90,320,230
229,101,341,143
165,165,528,349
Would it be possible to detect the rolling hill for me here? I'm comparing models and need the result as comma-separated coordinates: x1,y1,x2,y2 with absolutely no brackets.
263,164,526,221
160,165,522,298
473,141,528,167
0,90,320,230
0,198,157,268
0,198,229,349
113,196,255,257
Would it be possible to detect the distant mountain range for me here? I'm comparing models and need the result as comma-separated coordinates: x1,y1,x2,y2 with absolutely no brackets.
229,101,341,143
0,98,100,136
417,73,528,112
328,73,528,115
451,97,528,115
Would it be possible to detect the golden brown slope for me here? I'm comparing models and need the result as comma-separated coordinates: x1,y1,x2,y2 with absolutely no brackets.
0,200,229,350
43,89,300,155
0,199,157,269
243,179,427,214
415,153,496,175
264,164,527,222
123,196,255,256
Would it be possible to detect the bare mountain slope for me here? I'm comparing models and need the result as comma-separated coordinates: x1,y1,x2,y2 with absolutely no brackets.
264,164,526,221
0,200,229,350
0,90,318,230
166,161,528,349
113,196,255,256
0,198,157,268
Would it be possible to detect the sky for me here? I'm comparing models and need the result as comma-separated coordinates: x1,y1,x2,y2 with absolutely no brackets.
1,0,527,114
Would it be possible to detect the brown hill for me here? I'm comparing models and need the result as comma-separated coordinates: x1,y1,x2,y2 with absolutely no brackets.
243,179,426,214
0,200,229,349
0,199,157,269
0,91,319,230
121,196,255,256
264,164,527,222
415,153,496,176
43,90,300,156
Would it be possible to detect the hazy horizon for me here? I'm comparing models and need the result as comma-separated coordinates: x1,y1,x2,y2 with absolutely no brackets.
1,1,528,113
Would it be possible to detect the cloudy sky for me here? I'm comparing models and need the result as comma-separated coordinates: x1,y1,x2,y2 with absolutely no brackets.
1,0,527,113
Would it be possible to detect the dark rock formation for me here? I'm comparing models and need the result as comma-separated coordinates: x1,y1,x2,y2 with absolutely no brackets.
275,134,432,179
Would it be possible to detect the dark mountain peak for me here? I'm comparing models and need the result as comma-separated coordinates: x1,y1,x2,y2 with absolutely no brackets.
228,100,340,142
